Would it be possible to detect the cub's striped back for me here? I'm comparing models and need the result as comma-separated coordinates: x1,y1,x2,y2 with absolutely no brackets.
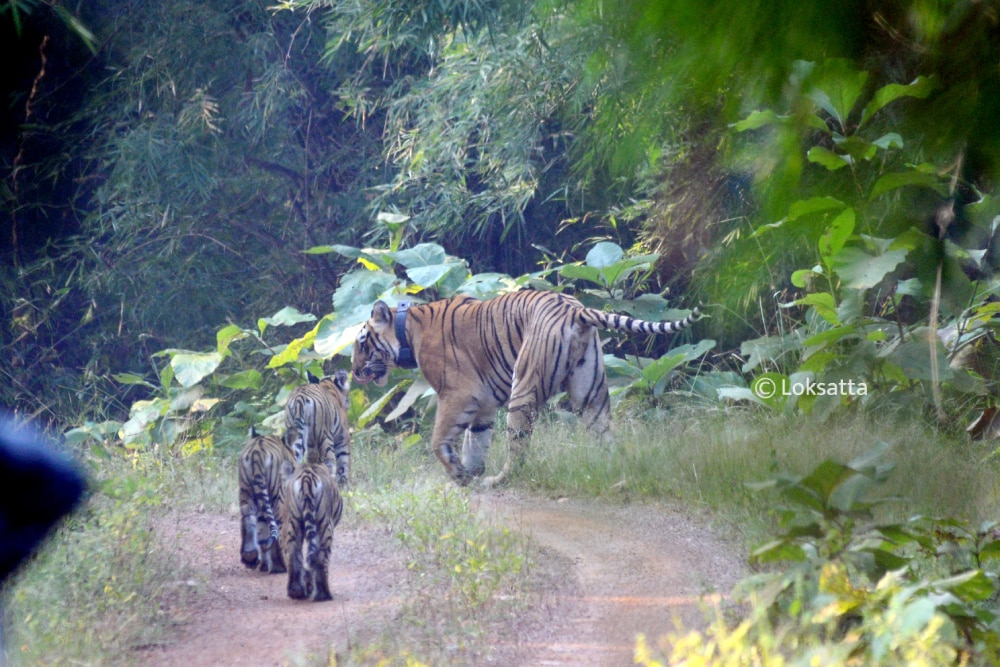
238,427,295,573
281,462,343,602
284,370,352,487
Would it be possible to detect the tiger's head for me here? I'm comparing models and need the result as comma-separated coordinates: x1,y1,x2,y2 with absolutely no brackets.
318,369,351,410
351,301,397,387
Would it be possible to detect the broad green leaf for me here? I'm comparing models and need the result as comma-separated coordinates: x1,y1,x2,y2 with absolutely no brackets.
751,539,807,564
788,196,847,221
314,321,364,358
802,325,857,348
795,292,838,325
888,339,952,381
604,355,643,379
257,306,316,335
559,263,605,287
333,270,398,314
302,245,337,254
637,339,716,386
389,243,447,269
456,272,516,299
807,146,851,171
64,420,122,445
791,267,823,288
113,373,152,386
585,241,624,268
406,262,468,289
600,254,659,288
934,570,995,601
170,352,223,388
860,75,939,126
376,211,410,225
267,324,318,368
740,333,802,373
819,208,856,268
834,135,877,162
384,378,433,422
716,386,767,406
872,132,904,150
806,59,869,128
356,380,412,429
216,324,247,356
731,109,783,132
219,369,262,390
870,170,947,199
831,247,907,289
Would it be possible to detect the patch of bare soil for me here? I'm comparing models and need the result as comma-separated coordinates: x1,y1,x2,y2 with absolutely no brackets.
145,492,746,667
473,491,746,665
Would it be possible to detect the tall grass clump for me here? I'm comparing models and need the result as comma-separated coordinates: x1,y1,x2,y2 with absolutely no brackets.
514,407,1000,547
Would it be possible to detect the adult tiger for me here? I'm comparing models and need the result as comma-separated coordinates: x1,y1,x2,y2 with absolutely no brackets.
238,427,295,573
281,462,343,602
351,289,700,487
284,370,352,487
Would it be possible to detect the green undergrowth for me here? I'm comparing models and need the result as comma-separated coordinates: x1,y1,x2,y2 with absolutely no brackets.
3,408,998,665
511,406,1000,547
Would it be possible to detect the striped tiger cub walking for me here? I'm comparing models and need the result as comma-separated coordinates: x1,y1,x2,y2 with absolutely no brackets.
280,462,343,602
284,370,352,487
238,427,295,573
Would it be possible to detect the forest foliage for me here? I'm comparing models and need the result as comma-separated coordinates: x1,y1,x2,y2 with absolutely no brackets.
4,1,1000,430
6,2,1000,664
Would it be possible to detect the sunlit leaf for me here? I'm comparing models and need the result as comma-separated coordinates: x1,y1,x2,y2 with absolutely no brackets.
170,352,224,388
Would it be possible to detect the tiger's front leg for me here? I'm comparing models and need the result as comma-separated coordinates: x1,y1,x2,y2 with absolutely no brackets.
461,409,498,478
431,398,485,486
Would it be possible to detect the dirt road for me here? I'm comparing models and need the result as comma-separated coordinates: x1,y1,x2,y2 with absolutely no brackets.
146,491,745,666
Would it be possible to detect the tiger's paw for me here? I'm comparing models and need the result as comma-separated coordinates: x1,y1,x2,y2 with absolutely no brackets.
241,549,260,568
288,580,308,600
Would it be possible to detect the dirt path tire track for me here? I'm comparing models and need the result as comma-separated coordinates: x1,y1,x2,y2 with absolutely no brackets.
146,492,745,667
475,491,746,665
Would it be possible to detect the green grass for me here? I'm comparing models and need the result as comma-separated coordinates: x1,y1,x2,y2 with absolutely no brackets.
4,407,998,665
507,406,1000,547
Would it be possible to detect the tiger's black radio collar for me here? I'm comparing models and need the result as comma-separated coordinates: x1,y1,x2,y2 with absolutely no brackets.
395,301,418,369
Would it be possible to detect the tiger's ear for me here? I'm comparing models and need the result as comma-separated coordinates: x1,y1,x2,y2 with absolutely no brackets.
307,371,321,384
249,425,259,438
333,369,350,392
279,459,295,483
370,300,393,328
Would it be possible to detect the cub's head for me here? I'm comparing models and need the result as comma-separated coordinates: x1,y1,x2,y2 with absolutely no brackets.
318,369,351,412
351,301,398,387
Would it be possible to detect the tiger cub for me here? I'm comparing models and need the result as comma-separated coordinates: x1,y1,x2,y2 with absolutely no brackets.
280,462,343,602
238,427,295,573
284,370,352,487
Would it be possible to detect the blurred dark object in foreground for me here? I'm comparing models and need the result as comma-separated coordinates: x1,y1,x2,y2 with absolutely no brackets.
0,413,86,582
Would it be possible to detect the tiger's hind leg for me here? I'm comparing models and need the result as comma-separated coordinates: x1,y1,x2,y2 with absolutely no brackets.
565,328,612,441
307,530,333,602
282,508,308,600
239,507,260,568
483,332,569,488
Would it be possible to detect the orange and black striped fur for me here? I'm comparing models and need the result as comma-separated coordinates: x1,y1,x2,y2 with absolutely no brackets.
238,427,296,573
351,290,699,487
284,370,352,487
280,462,343,602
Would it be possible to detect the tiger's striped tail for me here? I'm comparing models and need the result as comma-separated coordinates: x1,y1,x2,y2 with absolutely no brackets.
580,305,702,335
